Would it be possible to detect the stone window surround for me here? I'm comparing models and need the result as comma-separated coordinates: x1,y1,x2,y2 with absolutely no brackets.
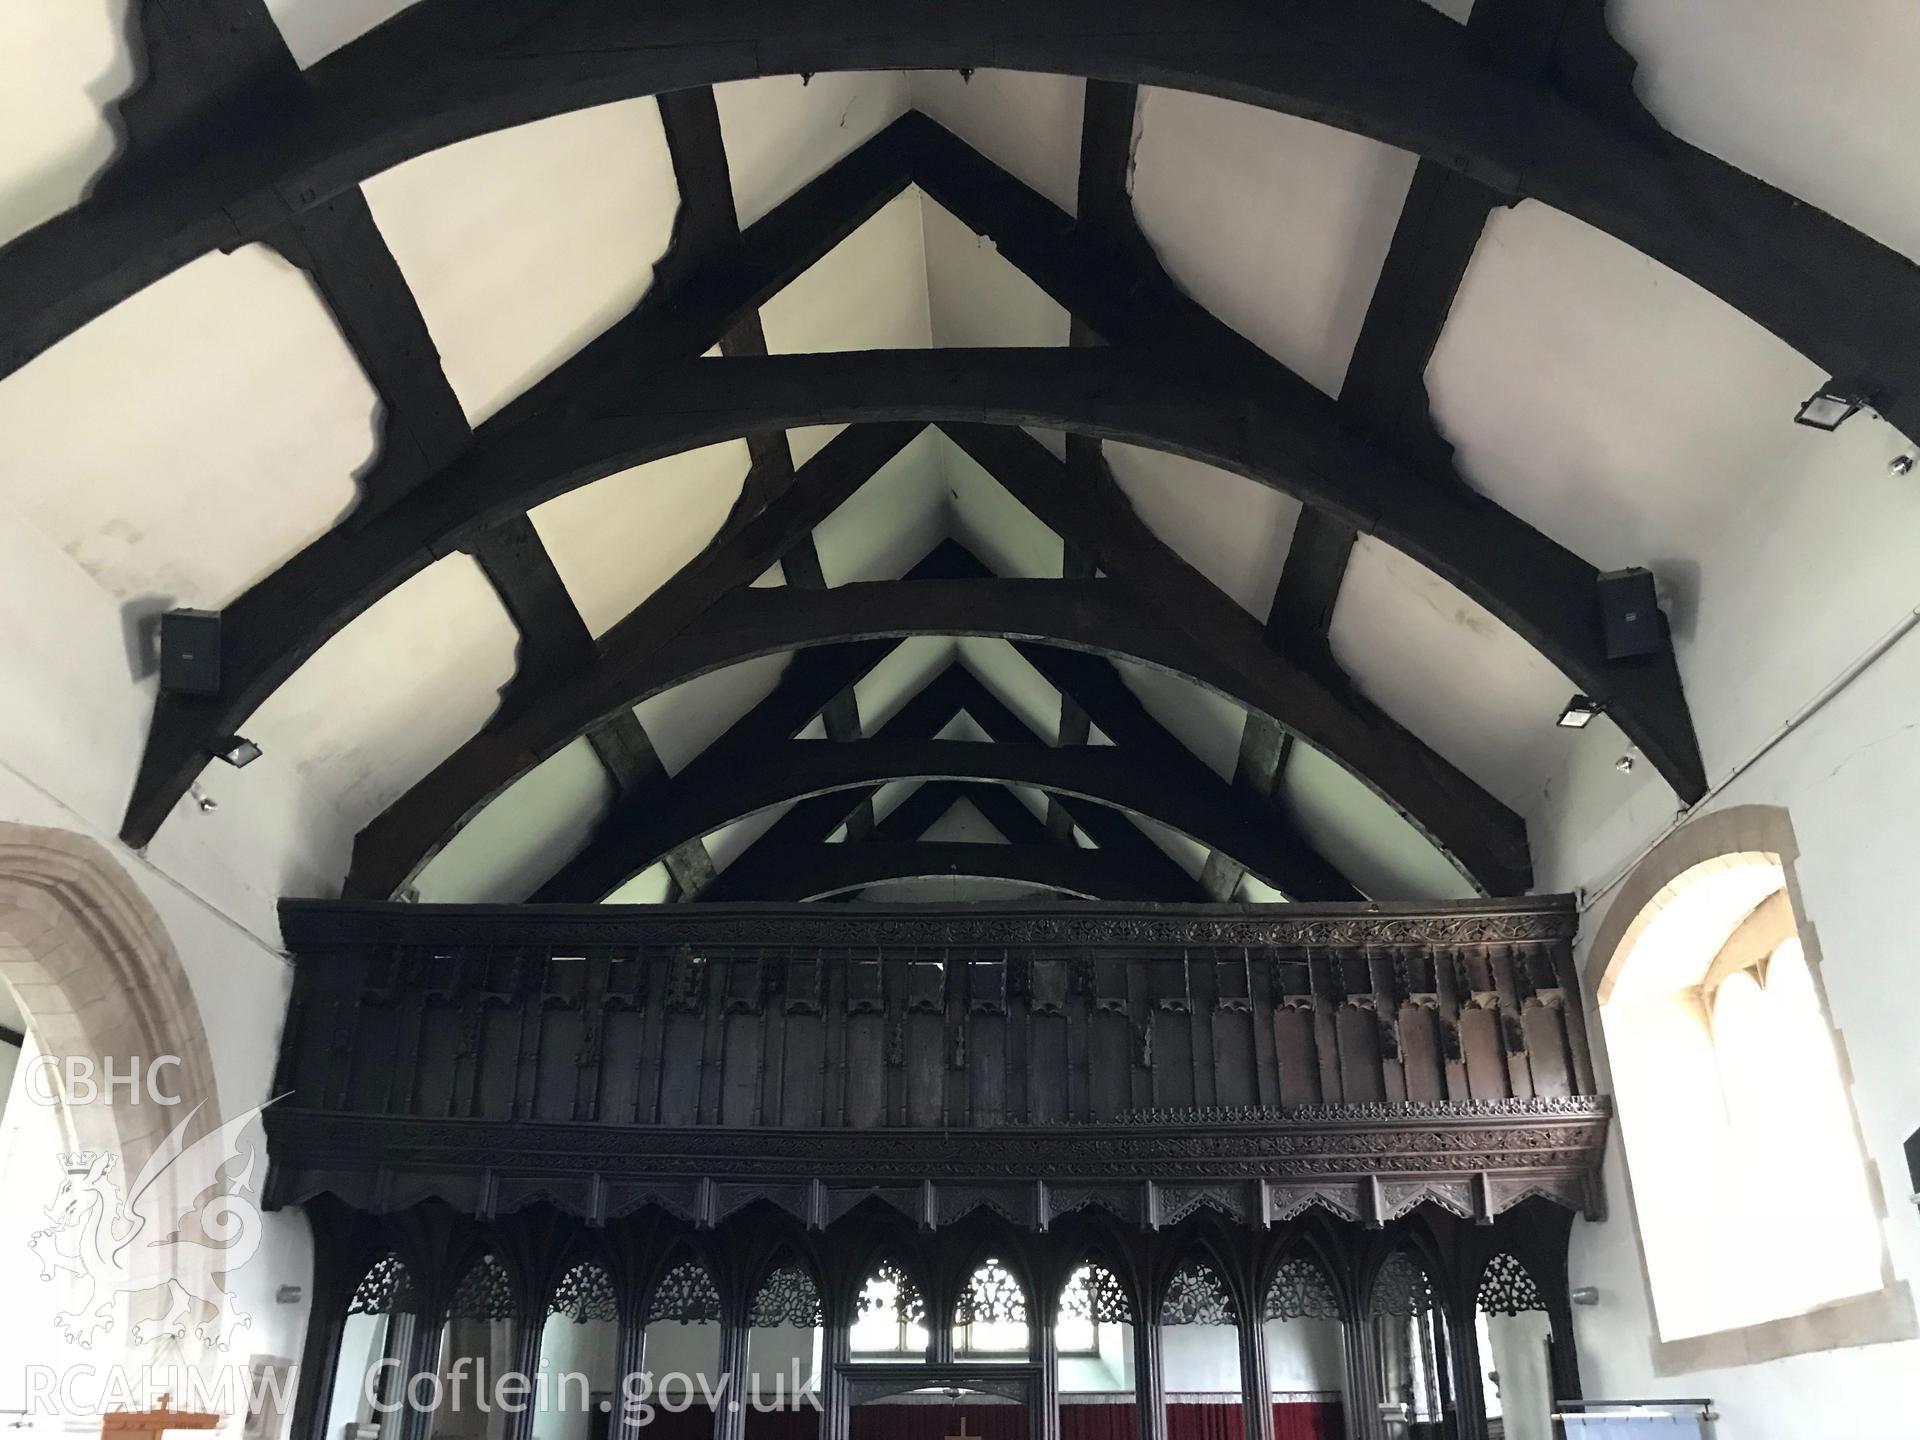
1583,804,1916,1374
0,820,223,1190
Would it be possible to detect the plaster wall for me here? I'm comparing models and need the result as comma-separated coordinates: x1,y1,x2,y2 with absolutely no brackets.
1532,499,1920,1435
0,507,316,1428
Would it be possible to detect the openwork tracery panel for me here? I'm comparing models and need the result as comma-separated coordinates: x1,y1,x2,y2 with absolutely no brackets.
1159,1259,1237,1326
1264,1255,1341,1322
447,1254,517,1321
1367,1252,1437,1318
1475,1253,1546,1317
749,1262,824,1328
348,1255,419,1316
647,1258,723,1325
954,1258,1029,1326
858,1258,927,1326
1059,1262,1133,1326
550,1260,619,1323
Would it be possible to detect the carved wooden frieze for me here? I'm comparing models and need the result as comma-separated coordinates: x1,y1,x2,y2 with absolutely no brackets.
282,897,1580,951
271,897,1605,1230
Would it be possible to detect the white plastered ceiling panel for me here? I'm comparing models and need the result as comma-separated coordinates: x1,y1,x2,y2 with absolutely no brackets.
1130,86,1418,397
263,0,422,67
635,653,796,777
910,70,1087,216
0,0,135,246
248,553,518,831
717,72,911,229
761,188,933,355
413,739,614,903
38,6,1909,914
362,97,679,424
530,441,753,640
0,246,375,610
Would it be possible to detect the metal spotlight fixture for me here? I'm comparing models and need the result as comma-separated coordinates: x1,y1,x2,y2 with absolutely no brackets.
210,734,263,768
1794,379,1870,431
1557,695,1603,730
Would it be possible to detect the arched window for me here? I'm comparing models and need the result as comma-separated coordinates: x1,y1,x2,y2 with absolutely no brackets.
640,1256,722,1435
1599,847,1884,1341
1262,1256,1346,1439
1056,1260,1137,1433
327,1256,420,1440
1473,1254,1550,1440
1058,1262,1131,1356
532,1260,619,1440
746,1260,824,1439
954,1257,1030,1355
1367,1252,1451,1439
849,1257,928,1359
1158,1259,1243,1440
433,1253,520,1440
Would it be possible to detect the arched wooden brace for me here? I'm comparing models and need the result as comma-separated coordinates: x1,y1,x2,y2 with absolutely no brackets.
110,113,1700,869
7,0,1918,455
585,638,1226,905
349,572,1512,900
708,841,1172,904
302,336,1609,895
114,122,932,854
540,738,1353,904
569,573,1243,906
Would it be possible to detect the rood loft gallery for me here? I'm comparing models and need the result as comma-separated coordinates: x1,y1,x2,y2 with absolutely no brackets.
1,2,1918,1439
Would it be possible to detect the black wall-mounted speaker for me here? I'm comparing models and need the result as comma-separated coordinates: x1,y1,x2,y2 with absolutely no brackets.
159,608,222,696
1598,567,1663,660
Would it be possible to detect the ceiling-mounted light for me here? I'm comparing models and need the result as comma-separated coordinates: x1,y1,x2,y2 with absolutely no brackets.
1794,379,1870,431
210,734,262,768
1557,695,1603,730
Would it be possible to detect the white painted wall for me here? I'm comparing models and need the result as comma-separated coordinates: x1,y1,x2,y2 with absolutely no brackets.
0,495,314,1423
1159,1325,1241,1394
1260,1319,1344,1398
530,1316,620,1440
1530,454,1920,1433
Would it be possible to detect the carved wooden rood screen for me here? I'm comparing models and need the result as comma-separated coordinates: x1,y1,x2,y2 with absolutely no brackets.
272,899,1607,1440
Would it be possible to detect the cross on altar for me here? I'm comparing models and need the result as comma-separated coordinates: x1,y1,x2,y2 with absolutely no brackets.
101,1395,220,1440
946,1419,978,1440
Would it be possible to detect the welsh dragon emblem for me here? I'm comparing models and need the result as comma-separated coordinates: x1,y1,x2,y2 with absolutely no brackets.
27,1099,275,1352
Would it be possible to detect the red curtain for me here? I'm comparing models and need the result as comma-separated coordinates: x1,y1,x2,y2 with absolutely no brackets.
1058,1405,1136,1440
849,1406,1027,1440
1162,1402,1242,1440
1270,1402,1343,1440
